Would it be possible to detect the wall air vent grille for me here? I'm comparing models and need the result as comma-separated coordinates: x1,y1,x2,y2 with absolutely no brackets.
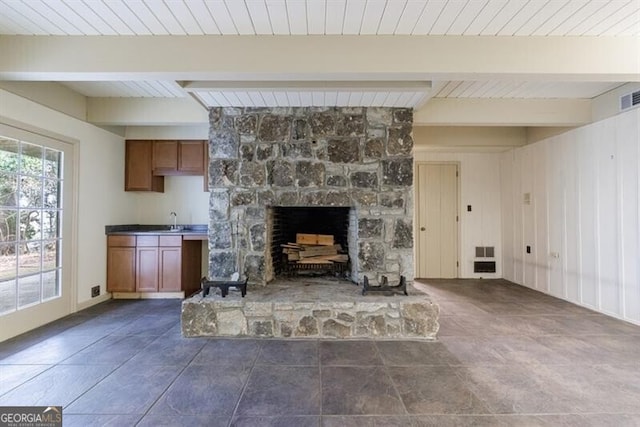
475,247,495,258
620,90,640,111
474,261,496,273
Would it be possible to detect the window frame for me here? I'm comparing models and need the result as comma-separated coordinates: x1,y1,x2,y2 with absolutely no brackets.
0,120,77,340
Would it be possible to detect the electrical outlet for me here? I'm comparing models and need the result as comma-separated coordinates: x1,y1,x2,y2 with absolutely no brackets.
91,286,100,298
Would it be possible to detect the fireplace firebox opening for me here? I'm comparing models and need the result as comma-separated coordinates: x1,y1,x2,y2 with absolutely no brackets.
266,206,358,282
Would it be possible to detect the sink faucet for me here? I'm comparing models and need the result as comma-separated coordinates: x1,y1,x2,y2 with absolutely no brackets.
169,211,178,230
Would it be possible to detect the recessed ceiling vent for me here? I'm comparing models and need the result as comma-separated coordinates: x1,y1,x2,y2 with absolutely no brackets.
620,90,640,111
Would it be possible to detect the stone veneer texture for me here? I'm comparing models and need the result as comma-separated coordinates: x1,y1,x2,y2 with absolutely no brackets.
208,107,414,285
181,295,439,340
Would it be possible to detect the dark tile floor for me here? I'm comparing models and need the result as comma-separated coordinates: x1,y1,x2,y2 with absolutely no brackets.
1,279,639,426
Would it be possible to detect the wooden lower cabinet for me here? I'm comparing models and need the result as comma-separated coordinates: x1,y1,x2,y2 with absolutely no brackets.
159,247,182,292
107,247,136,292
107,233,202,296
136,247,159,292
107,235,136,292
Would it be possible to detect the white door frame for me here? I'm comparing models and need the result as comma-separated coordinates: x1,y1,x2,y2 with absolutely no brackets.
414,161,461,279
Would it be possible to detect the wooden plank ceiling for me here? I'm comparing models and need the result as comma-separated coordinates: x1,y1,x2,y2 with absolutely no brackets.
0,0,637,36
0,0,636,108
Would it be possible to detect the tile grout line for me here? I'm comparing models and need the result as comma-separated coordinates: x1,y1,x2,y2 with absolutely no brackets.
0,364,57,399
61,363,121,413
57,317,166,414
58,307,180,415
374,340,411,417
0,307,137,406
133,360,196,424
128,305,202,425
132,319,207,426
226,338,264,427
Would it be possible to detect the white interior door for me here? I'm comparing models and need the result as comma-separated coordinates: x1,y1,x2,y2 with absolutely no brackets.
417,163,458,278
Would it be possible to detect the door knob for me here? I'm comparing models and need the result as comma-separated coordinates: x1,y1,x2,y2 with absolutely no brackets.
420,227,426,231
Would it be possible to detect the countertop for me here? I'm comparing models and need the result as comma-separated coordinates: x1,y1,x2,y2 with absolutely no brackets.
105,224,208,237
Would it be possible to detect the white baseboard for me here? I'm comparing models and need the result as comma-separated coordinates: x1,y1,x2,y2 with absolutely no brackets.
112,292,184,299
141,292,185,299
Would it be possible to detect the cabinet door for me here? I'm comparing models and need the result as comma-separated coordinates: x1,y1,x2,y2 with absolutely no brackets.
125,140,164,192
107,247,136,292
136,247,159,292
178,141,205,175
159,247,182,291
153,140,178,175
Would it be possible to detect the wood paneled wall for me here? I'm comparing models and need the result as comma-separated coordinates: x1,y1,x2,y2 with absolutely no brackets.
501,108,640,324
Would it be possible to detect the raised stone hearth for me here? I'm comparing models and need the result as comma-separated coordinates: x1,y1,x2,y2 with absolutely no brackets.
182,278,439,339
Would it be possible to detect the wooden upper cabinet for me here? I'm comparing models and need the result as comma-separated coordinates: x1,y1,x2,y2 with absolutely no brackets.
125,140,164,192
126,139,205,191
178,141,205,175
152,140,204,176
152,140,179,175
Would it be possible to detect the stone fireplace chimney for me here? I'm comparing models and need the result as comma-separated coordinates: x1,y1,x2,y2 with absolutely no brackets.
207,107,414,285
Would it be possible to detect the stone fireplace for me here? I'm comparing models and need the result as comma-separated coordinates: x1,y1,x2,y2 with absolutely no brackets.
181,107,439,339
206,106,414,286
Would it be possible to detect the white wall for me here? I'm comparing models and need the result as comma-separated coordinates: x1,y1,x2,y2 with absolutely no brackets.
125,125,209,140
0,89,137,309
414,150,503,278
133,176,209,225
501,108,640,324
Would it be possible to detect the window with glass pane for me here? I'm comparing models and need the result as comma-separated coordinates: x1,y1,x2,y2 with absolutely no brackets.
0,137,63,315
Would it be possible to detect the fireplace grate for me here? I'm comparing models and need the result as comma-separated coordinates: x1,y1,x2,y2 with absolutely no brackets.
283,259,349,276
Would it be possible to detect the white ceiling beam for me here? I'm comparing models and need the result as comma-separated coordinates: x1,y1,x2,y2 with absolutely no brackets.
413,126,527,149
0,35,637,81
414,98,593,126
182,80,432,92
85,94,594,127
87,97,208,126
